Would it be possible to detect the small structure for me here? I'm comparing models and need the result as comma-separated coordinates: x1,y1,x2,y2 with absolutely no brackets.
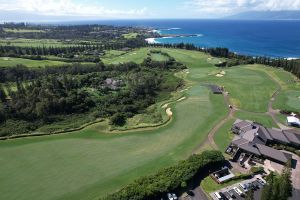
211,167,235,184
209,85,223,94
287,116,300,127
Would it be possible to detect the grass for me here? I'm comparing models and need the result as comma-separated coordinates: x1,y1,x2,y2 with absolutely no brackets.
0,38,75,47
0,57,68,68
234,111,278,128
3,28,45,33
122,33,138,39
151,53,169,61
273,90,300,112
102,48,149,65
214,118,236,151
201,65,278,113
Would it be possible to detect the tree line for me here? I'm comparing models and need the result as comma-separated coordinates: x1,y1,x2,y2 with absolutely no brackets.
103,150,225,200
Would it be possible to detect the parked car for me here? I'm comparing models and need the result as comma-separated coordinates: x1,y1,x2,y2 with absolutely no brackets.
214,192,222,200
228,190,236,198
248,182,257,190
233,187,244,197
256,178,266,186
253,181,262,189
167,193,177,200
239,183,248,192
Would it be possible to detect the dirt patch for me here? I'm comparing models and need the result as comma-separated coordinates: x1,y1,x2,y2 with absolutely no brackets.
166,108,173,117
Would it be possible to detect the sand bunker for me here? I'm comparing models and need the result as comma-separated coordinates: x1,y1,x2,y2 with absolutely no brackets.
162,103,169,109
177,97,186,102
216,74,224,77
2,57,9,61
166,108,173,117
220,71,226,75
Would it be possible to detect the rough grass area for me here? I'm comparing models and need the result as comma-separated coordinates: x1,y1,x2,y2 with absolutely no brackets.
0,57,68,67
235,111,278,128
214,118,236,151
151,53,169,61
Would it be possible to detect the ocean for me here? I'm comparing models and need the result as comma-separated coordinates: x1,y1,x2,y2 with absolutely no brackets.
63,19,300,58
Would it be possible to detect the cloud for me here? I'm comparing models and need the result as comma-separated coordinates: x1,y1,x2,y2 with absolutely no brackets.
0,0,148,18
188,0,300,17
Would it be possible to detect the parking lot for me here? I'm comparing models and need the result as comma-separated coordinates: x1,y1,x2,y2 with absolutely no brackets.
209,175,266,200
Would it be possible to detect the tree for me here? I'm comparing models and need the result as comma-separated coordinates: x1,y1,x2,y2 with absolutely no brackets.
261,172,275,200
245,189,254,200
110,113,126,126
278,161,293,200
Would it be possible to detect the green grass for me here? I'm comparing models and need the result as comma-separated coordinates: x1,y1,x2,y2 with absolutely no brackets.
214,118,236,151
102,48,149,65
3,28,45,33
0,38,75,47
151,53,169,61
235,110,277,128
122,33,138,39
201,65,278,113
0,57,68,68
273,90,300,112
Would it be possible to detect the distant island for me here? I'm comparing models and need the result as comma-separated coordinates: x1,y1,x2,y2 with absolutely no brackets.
226,10,300,20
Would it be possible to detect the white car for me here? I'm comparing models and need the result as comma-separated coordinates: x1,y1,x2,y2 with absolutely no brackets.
233,187,244,196
239,183,248,192
256,178,266,186
167,193,178,200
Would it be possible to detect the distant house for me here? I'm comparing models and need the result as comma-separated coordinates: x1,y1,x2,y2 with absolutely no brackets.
287,116,300,127
227,119,300,165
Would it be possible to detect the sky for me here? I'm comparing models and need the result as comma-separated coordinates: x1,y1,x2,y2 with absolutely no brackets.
0,0,300,21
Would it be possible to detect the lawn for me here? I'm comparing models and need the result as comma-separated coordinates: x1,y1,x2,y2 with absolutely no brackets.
201,65,278,113
0,57,68,68
214,118,236,151
234,111,278,128
122,33,138,39
0,38,75,47
0,48,228,200
151,53,169,61
102,48,149,65
273,90,300,112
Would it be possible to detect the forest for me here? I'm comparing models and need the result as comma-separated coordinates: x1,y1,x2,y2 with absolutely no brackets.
0,56,185,137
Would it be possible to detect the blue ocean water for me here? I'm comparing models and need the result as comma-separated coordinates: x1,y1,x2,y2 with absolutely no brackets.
65,19,300,58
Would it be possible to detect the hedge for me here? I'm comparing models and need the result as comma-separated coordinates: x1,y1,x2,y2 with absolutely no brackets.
103,150,225,200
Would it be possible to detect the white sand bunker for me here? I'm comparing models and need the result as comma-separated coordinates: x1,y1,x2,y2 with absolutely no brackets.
183,69,190,74
162,103,169,109
177,97,186,102
216,71,226,77
2,57,9,61
166,108,173,117
298,96,300,99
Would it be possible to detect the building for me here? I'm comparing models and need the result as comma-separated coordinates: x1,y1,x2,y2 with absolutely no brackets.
227,119,300,165
287,116,300,127
211,167,235,184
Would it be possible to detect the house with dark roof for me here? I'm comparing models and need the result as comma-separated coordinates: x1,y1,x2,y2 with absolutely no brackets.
227,119,298,165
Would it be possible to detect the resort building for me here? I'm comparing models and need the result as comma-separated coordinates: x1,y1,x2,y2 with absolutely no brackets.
227,119,300,165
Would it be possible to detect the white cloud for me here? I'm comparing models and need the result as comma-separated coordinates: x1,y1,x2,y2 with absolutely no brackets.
0,0,148,17
188,0,300,17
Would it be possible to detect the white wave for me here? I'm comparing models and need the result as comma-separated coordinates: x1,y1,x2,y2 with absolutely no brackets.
145,38,159,44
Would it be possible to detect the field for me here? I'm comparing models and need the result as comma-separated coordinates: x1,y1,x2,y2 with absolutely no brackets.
0,47,298,200
0,57,68,67
3,28,45,33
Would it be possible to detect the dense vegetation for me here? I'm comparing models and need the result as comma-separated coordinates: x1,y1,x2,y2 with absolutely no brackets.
104,150,225,200
0,55,185,136
261,163,293,200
